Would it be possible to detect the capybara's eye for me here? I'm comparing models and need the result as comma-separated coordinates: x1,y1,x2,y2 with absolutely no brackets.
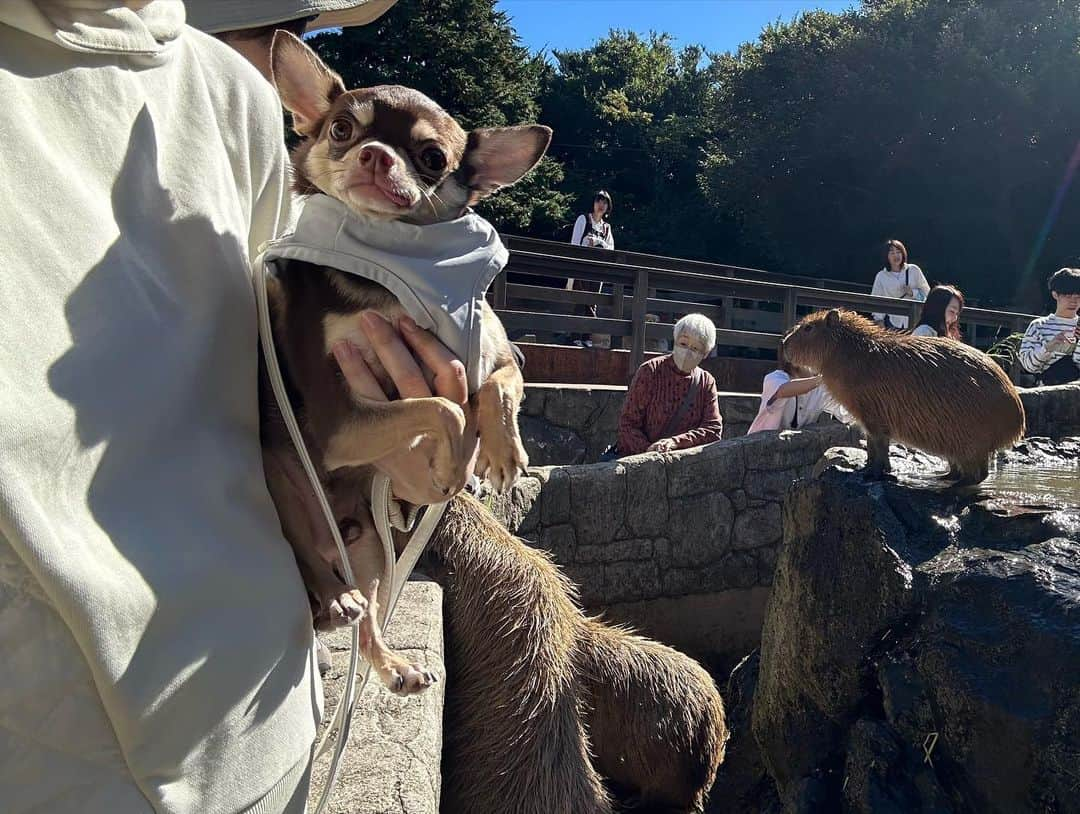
329,118,353,141
420,147,447,173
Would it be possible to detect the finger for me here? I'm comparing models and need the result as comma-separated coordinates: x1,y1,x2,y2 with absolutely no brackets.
332,340,389,403
359,311,433,399
399,315,469,405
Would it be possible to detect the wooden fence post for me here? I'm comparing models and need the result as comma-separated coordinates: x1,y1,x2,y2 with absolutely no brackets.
611,283,625,350
629,268,648,379
782,288,798,331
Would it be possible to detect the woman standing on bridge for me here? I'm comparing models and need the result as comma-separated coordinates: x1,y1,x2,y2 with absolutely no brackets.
566,191,615,347
871,239,930,330
615,314,724,456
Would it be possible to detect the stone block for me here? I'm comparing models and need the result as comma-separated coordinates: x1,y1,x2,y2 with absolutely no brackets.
729,489,748,511
623,455,669,536
520,386,547,417
662,567,707,596
562,563,605,607
312,578,444,814
569,462,626,545
720,551,759,589
667,441,746,498
732,503,783,550
667,491,733,566
743,426,845,471
537,523,576,565
539,466,571,526
487,474,543,534
519,415,587,467
756,545,779,585
602,559,662,604
743,467,801,502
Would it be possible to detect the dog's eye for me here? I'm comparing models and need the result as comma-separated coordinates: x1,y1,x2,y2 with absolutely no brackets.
419,147,447,173
329,118,353,141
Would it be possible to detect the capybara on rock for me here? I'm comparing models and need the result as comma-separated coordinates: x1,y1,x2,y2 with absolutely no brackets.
427,493,727,813
782,308,1025,484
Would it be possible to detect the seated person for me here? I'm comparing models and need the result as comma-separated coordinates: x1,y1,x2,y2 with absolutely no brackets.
616,314,723,455
747,353,850,434
912,285,964,339
1019,268,1080,386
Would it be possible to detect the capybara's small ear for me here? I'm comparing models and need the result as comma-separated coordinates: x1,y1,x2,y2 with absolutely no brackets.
826,309,841,327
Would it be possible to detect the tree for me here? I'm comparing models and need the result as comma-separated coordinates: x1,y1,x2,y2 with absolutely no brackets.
539,32,734,259
701,0,1080,309
307,0,571,232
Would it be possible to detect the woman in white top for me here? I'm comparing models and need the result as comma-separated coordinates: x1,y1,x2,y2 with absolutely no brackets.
912,285,964,339
566,190,614,346
871,239,930,329
747,355,851,434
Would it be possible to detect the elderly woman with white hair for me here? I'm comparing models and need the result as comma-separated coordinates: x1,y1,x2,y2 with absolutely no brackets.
616,313,724,455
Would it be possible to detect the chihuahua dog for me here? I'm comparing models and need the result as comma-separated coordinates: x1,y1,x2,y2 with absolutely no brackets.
260,31,551,694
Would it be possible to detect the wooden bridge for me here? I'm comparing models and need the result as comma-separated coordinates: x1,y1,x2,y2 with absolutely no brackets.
492,236,1035,381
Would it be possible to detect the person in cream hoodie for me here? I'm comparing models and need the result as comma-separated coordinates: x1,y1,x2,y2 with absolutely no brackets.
0,2,391,811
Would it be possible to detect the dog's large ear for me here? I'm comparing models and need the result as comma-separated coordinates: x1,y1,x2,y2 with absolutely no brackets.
460,125,552,201
271,30,346,137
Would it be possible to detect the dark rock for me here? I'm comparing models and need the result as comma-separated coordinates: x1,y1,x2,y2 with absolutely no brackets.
519,414,587,466
751,440,1080,814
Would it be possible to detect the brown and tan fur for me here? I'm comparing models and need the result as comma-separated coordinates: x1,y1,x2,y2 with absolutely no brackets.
260,31,551,694
428,494,727,814
782,308,1025,484
579,619,728,812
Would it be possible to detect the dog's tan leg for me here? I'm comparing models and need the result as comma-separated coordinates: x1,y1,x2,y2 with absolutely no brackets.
344,527,438,694
323,395,469,498
263,448,367,630
473,360,528,491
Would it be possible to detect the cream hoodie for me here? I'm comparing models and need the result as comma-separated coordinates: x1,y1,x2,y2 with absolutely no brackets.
0,3,319,813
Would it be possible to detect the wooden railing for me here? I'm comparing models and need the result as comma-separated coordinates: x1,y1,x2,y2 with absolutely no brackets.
494,236,1035,377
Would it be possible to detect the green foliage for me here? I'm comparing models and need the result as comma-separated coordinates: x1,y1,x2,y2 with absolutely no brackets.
306,0,571,232
700,0,1080,308
986,331,1025,376
539,32,734,258
305,0,1080,309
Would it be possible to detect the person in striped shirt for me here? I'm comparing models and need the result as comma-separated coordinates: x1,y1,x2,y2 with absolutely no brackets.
1019,268,1080,385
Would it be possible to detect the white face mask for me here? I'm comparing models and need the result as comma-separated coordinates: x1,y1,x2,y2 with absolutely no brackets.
672,346,705,372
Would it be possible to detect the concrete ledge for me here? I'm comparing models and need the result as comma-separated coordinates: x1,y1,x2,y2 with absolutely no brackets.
309,576,444,814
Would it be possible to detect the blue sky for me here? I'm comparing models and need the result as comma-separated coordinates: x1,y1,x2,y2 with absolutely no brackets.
496,0,855,56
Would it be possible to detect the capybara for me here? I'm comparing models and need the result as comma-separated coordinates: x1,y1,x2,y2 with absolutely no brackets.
782,308,1025,484
578,618,728,812
428,495,612,814
426,494,727,813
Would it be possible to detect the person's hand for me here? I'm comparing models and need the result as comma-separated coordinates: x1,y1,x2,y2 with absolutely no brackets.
331,311,478,505
900,285,914,299
1047,329,1078,352
647,438,676,453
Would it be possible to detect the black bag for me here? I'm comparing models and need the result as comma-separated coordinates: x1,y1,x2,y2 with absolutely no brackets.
1039,353,1080,386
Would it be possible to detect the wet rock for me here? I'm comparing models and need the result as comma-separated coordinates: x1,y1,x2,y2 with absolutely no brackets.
751,440,1080,814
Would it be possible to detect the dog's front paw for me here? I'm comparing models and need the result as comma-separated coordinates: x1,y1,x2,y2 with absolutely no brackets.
426,397,470,498
475,429,529,492
380,656,439,696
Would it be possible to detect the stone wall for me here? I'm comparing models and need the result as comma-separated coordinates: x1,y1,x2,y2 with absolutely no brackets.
489,421,860,658
520,384,763,466
521,381,1080,467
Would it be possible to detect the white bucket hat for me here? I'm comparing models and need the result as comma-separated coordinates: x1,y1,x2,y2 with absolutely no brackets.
185,0,397,34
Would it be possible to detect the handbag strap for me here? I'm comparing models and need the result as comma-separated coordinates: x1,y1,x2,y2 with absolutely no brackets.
659,366,702,440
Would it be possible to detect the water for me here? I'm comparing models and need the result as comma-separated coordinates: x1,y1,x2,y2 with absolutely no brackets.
895,449,1080,516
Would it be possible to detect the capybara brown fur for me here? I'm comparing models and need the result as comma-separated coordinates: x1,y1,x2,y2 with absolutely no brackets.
426,493,727,814
782,308,1025,484
428,494,612,814
578,618,728,812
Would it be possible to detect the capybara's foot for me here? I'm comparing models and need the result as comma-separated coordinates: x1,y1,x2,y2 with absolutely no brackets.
377,655,439,696
314,587,368,631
